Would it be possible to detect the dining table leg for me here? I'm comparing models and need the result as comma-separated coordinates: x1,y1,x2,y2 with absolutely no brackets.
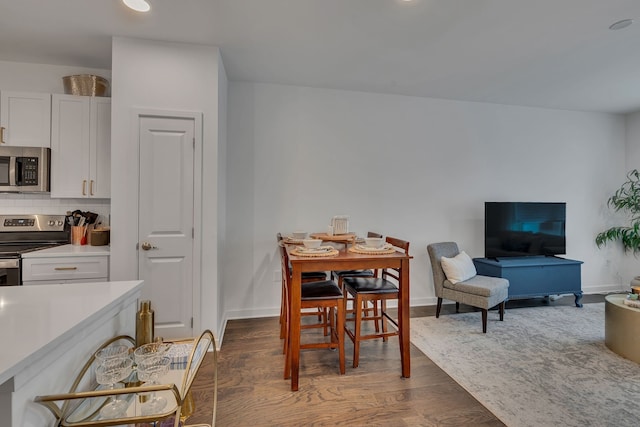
289,264,302,391
399,258,411,378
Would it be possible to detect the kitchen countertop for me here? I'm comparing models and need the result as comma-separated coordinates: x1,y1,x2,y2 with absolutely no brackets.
0,280,142,387
0,280,143,427
21,244,110,258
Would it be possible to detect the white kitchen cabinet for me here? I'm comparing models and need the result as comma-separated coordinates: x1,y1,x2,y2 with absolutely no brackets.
0,91,51,147
50,94,111,198
22,255,109,285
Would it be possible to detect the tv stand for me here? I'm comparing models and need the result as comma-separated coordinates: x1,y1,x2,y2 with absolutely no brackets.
473,256,583,307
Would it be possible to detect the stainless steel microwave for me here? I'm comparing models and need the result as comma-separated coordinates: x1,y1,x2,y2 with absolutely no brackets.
0,146,50,193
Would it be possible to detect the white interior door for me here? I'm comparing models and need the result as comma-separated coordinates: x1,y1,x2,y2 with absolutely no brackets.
138,115,195,339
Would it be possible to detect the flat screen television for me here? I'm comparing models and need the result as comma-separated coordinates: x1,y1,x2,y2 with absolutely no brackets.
484,202,566,258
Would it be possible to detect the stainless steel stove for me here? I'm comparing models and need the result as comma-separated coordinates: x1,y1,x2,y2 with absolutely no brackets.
0,214,70,286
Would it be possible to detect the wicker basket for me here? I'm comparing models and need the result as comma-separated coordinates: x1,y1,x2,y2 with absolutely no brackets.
62,74,110,97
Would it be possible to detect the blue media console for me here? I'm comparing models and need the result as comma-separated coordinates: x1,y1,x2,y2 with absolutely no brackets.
472,256,583,307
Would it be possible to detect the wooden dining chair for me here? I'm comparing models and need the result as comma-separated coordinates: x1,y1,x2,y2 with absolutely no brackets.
277,233,328,346
332,231,383,330
279,244,345,383
342,236,410,368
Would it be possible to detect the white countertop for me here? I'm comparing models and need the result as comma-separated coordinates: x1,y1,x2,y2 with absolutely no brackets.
21,244,110,258
0,280,143,386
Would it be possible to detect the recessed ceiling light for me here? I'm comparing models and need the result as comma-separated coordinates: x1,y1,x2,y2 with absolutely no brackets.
123,0,151,13
609,19,633,31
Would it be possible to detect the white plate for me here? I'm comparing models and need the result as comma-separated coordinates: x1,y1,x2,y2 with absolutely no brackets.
356,243,392,251
296,246,334,254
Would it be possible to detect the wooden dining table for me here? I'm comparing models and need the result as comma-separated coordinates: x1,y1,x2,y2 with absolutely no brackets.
286,242,412,391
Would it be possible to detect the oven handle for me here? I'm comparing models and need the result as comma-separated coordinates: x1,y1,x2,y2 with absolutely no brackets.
0,259,19,269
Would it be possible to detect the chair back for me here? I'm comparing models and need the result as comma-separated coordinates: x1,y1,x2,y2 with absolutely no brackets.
427,242,460,297
380,236,410,282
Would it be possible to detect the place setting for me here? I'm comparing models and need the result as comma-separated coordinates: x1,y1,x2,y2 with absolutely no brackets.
349,236,396,255
282,231,309,245
289,237,339,257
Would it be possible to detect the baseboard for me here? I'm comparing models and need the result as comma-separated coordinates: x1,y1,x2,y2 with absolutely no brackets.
582,284,628,294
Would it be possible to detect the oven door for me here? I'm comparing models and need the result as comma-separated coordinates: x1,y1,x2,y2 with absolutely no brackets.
0,258,21,286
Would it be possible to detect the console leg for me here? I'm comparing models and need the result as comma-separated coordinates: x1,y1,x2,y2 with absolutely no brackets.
574,291,583,308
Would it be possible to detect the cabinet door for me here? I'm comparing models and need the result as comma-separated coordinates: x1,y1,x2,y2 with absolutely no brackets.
0,91,51,147
89,97,111,198
50,94,91,198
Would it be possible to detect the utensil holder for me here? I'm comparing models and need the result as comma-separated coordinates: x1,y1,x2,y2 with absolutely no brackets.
71,226,84,245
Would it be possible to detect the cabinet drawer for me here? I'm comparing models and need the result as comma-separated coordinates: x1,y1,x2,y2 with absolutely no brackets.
22,256,109,282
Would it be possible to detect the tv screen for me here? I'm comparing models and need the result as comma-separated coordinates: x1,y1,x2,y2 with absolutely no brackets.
484,202,566,258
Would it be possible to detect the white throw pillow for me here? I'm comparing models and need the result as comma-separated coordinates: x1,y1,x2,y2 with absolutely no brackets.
440,251,477,284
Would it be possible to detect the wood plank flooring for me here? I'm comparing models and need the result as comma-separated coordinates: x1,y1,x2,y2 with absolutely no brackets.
188,294,605,426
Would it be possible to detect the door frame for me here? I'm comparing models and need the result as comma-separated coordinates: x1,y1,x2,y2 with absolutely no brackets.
131,108,203,334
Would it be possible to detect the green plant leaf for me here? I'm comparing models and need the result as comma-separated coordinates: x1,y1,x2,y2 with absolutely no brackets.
596,169,640,254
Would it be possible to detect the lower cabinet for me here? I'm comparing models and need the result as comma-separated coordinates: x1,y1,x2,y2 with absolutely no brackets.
22,256,109,285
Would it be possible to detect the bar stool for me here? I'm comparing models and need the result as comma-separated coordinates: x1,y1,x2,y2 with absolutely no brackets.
342,236,410,368
279,244,345,384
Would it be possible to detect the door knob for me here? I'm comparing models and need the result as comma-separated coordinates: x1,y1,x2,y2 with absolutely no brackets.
140,242,158,251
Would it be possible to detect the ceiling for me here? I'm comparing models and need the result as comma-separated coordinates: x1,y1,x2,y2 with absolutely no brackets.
1,0,640,114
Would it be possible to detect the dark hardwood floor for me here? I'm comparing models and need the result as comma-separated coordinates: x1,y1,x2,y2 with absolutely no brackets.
189,294,605,426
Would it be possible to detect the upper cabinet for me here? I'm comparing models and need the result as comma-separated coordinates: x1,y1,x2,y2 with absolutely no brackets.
50,94,111,198
0,91,51,147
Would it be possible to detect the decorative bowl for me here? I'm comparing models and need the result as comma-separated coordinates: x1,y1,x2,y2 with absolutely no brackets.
302,239,322,249
364,237,385,248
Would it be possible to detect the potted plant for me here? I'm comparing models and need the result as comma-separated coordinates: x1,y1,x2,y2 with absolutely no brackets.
595,169,640,254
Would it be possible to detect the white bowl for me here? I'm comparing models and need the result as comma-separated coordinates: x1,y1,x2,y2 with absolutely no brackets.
302,239,322,249
364,237,385,248
292,231,308,239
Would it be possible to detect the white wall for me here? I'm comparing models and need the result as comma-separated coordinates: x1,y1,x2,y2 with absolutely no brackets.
626,112,640,168
0,60,111,221
216,53,228,335
111,37,223,339
224,82,629,321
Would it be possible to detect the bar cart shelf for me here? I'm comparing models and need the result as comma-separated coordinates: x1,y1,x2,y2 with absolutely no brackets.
34,330,216,427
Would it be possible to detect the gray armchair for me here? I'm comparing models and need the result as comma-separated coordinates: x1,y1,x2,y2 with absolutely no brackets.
427,242,509,333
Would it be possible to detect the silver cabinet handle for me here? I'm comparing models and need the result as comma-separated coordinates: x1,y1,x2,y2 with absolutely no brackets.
54,267,78,271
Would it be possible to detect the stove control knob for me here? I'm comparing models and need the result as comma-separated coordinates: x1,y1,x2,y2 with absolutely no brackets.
48,220,55,226
57,220,64,226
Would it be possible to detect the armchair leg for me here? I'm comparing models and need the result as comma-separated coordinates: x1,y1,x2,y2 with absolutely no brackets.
499,301,505,321
455,302,460,313
482,309,487,333
436,298,443,318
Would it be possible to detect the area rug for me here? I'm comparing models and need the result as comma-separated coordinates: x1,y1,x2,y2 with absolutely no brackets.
410,303,640,427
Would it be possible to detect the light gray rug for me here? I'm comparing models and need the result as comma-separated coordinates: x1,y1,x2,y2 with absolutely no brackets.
410,303,640,427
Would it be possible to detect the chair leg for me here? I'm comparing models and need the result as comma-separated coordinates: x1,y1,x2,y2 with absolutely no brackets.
436,297,443,318
370,300,380,333
482,309,487,333
279,280,286,339
336,301,346,375
499,301,505,321
381,299,388,342
322,308,329,336
353,295,363,368
455,302,460,313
